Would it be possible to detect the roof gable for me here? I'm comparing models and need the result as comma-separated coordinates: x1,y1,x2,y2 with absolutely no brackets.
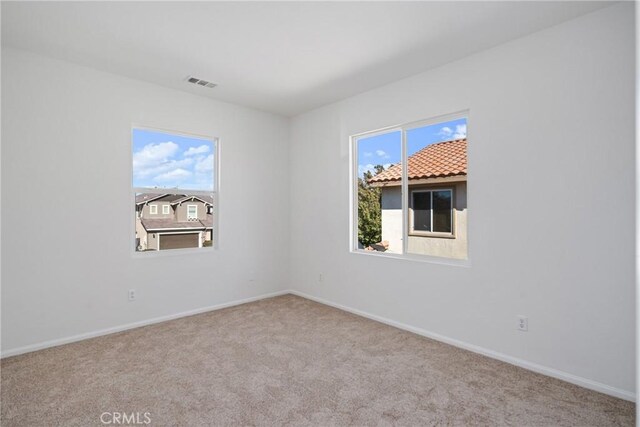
170,195,213,206
135,193,213,206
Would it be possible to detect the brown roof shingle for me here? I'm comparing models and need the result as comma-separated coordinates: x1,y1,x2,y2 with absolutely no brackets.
141,214,213,231
368,138,467,184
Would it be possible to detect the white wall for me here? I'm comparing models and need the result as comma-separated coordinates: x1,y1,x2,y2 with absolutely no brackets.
1,1,635,402
1,48,290,354
289,3,635,399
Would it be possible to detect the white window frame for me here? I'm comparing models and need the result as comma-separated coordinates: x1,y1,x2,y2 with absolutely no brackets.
187,204,198,220
349,110,469,266
149,204,158,215
162,204,170,215
409,188,454,237
131,125,220,257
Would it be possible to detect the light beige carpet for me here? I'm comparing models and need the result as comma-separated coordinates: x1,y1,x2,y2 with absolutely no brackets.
1,294,634,426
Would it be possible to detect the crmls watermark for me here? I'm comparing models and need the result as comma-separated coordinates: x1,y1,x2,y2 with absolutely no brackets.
100,412,151,425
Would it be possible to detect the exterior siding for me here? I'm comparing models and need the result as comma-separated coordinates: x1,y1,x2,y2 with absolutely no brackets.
140,202,174,219
380,181,467,259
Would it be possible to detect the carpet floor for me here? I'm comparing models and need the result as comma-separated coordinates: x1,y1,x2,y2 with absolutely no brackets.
1,294,634,426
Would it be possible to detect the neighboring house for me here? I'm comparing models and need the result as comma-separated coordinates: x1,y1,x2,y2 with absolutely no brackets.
368,138,467,259
135,194,214,251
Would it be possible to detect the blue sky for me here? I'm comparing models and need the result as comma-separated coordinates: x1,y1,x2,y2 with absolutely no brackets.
132,129,215,191
357,118,467,177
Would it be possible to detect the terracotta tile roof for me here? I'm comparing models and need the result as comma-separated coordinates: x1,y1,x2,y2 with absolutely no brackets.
368,138,467,184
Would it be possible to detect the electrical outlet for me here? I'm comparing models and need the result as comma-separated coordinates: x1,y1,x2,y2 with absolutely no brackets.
319,273,323,282
128,289,136,301
517,315,528,332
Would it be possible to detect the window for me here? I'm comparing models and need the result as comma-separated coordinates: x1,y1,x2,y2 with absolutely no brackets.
352,113,468,261
410,189,453,234
187,205,197,220
132,127,217,253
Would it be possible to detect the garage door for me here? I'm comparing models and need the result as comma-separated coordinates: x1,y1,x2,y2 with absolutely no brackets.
159,233,199,250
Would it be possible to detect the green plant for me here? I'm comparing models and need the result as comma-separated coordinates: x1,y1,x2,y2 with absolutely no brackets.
357,166,384,247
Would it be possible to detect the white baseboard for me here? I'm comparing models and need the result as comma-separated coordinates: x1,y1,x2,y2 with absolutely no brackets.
3,288,635,402
0,290,290,359
289,290,636,402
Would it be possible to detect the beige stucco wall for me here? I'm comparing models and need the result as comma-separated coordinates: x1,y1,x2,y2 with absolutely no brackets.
380,181,467,259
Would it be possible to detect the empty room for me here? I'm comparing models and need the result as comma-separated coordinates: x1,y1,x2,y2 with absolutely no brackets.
0,1,636,426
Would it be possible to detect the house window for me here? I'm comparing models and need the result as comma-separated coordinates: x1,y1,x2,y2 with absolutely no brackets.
132,127,218,253
410,189,453,234
352,112,468,261
187,205,197,220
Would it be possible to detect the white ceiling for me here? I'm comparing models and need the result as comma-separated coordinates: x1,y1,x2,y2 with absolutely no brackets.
2,1,612,117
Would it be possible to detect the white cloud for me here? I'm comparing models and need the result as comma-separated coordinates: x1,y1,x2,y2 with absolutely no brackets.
453,124,467,139
375,150,389,159
194,154,214,174
438,127,453,139
134,158,194,179
153,168,192,183
363,152,373,157
438,124,466,140
184,145,211,157
358,163,376,177
132,141,199,180
133,141,179,169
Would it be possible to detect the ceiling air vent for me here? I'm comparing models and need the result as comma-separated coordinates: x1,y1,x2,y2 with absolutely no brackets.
186,76,217,89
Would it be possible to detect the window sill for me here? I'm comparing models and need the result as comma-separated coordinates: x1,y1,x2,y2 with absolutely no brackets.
408,232,456,239
350,248,470,268
132,246,216,259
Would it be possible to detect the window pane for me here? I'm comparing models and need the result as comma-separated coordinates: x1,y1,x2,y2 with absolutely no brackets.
356,130,402,254
412,192,431,232
405,117,467,259
187,205,198,219
135,193,214,252
133,128,217,253
432,190,452,233
132,128,215,192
